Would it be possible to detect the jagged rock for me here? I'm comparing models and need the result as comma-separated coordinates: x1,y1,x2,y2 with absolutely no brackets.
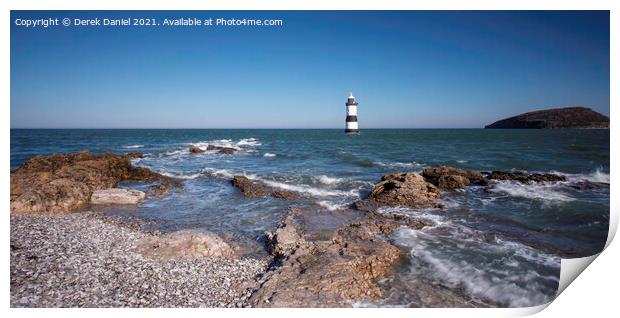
10,151,180,214
91,188,146,205
422,166,488,188
365,172,442,209
249,215,403,307
438,175,470,189
9,178,92,214
231,176,271,197
265,207,306,256
134,230,235,259
207,144,237,155
231,176,300,200
486,171,566,183
189,146,205,154
125,153,144,159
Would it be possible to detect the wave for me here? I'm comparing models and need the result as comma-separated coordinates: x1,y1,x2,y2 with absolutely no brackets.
393,222,559,307
374,161,425,169
160,171,203,180
237,138,262,147
316,175,344,185
488,181,575,202
559,168,610,184
263,153,276,157
251,176,359,198
122,144,144,149
317,200,346,211
201,167,237,179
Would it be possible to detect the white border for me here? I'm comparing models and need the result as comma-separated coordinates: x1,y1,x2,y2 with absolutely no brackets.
2,1,617,318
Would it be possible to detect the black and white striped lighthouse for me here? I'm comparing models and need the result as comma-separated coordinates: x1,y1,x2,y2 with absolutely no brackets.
345,92,359,133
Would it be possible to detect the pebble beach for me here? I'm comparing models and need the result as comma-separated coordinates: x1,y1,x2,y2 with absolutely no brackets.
10,212,266,307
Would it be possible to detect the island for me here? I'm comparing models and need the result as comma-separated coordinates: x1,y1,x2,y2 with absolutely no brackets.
485,107,609,129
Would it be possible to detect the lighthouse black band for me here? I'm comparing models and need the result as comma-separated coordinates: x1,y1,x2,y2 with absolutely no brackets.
346,115,358,122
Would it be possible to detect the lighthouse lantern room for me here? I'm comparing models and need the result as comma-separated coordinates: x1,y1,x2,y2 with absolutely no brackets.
345,92,359,133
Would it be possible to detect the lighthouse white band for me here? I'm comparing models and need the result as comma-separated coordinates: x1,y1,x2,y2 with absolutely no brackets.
346,105,357,116
346,121,359,130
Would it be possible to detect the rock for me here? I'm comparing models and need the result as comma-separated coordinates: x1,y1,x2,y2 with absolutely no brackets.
91,188,146,205
486,171,566,183
125,153,144,159
189,146,205,154
231,176,300,200
134,230,235,259
146,183,177,197
422,166,488,188
10,151,180,214
249,214,403,307
365,172,441,209
9,178,92,214
485,106,609,129
438,175,470,189
231,176,271,197
265,208,306,256
207,145,237,155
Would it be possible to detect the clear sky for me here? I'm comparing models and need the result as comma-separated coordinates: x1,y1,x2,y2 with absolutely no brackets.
10,10,610,128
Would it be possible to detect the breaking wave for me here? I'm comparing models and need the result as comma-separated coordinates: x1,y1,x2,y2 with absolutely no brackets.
391,209,560,307
374,161,425,169
263,153,276,157
488,181,575,202
122,144,144,149
316,175,344,185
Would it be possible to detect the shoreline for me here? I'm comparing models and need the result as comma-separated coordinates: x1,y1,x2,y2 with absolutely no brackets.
10,212,266,307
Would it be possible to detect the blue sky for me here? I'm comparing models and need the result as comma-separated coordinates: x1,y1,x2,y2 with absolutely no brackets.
11,11,609,128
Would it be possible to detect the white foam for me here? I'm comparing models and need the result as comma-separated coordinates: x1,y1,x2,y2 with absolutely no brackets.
263,153,276,157
489,181,575,202
564,168,610,184
456,159,468,163
160,171,202,180
374,161,424,168
163,149,186,157
201,167,236,179
122,144,144,149
237,138,262,147
317,200,345,211
394,227,558,307
316,175,344,185
251,176,356,198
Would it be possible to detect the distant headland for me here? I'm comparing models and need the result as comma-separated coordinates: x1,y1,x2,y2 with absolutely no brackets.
485,107,609,129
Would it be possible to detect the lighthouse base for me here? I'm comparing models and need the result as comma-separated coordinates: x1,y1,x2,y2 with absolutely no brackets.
344,128,359,133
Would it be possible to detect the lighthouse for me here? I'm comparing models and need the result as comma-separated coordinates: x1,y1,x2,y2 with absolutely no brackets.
345,92,359,133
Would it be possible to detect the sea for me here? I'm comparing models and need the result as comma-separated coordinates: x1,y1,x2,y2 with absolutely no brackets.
10,128,610,307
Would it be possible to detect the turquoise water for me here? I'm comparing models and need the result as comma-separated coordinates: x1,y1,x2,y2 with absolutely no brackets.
10,129,610,307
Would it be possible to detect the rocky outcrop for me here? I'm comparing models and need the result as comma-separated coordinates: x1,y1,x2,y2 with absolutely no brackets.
265,208,306,256
365,172,442,209
485,106,609,129
91,188,146,205
231,176,300,200
189,145,236,155
189,146,205,154
486,171,566,183
249,209,406,307
207,145,237,155
134,230,234,259
10,151,180,214
422,166,489,189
